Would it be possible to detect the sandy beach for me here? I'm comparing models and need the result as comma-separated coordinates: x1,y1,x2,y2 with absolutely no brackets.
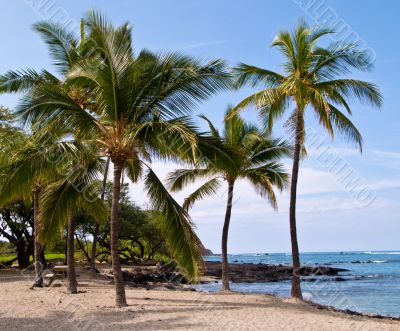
0,272,399,331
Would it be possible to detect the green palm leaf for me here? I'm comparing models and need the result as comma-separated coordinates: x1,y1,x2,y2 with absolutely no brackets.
144,167,204,280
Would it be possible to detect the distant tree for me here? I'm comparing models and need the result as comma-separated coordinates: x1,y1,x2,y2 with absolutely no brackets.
97,182,167,263
0,108,37,269
0,200,34,268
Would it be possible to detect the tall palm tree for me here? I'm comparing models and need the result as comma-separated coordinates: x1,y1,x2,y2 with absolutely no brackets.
17,12,231,307
167,108,290,291
234,21,382,298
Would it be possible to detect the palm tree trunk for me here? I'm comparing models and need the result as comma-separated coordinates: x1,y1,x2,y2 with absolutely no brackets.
91,157,110,273
63,228,68,265
32,189,43,287
110,161,127,307
90,223,99,272
67,217,78,294
289,110,303,299
221,180,234,291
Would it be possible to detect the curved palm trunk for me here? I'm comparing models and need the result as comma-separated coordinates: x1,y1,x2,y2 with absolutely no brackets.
289,110,303,299
91,157,110,273
67,217,78,294
110,161,127,307
221,180,234,291
33,189,43,287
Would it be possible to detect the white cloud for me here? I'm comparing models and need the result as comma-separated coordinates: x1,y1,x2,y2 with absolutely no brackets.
371,149,400,159
124,153,400,253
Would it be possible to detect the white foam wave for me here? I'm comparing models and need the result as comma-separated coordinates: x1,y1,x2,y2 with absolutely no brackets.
303,293,313,301
363,251,400,255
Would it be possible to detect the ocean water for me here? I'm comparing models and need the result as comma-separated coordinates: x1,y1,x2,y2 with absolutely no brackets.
197,251,400,317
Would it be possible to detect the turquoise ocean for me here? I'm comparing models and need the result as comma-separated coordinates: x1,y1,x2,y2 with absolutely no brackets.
197,251,400,317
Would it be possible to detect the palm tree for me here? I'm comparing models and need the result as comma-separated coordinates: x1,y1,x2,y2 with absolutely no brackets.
167,108,290,291
0,113,48,286
17,11,231,307
39,156,108,293
0,20,99,284
0,112,44,277
0,127,97,287
0,140,50,287
234,21,382,298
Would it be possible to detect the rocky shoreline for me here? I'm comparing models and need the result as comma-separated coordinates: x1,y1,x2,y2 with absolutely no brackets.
115,261,349,287
111,262,400,321
203,261,349,283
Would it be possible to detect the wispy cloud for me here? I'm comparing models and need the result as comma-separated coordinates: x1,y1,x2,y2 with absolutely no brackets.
371,179,400,190
371,149,400,159
179,40,228,50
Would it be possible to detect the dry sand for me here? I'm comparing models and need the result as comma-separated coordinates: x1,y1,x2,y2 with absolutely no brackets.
0,271,399,330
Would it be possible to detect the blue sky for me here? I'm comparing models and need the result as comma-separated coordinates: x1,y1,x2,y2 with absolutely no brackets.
1,1,399,253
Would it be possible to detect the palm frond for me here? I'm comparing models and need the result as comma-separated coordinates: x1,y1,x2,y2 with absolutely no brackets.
39,177,107,245
182,177,221,211
144,167,204,280
198,114,220,138
243,162,289,209
328,104,363,152
0,69,58,94
234,63,285,88
17,83,102,137
311,42,374,80
166,168,214,192
137,52,232,119
315,79,383,107
124,158,143,184
249,138,292,165
271,30,296,73
33,21,80,74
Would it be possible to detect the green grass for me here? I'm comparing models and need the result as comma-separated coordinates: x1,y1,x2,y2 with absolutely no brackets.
43,253,65,260
0,253,66,263
0,255,16,262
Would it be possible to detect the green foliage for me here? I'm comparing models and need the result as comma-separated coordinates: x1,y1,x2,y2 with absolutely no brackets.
38,157,108,245
8,11,233,281
0,107,27,163
234,20,382,152
95,182,169,263
0,241,15,255
0,255,16,263
168,108,290,211
0,199,34,267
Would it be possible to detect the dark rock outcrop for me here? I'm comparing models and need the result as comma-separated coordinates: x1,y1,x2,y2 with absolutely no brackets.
204,261,349,283
108,261,349,287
